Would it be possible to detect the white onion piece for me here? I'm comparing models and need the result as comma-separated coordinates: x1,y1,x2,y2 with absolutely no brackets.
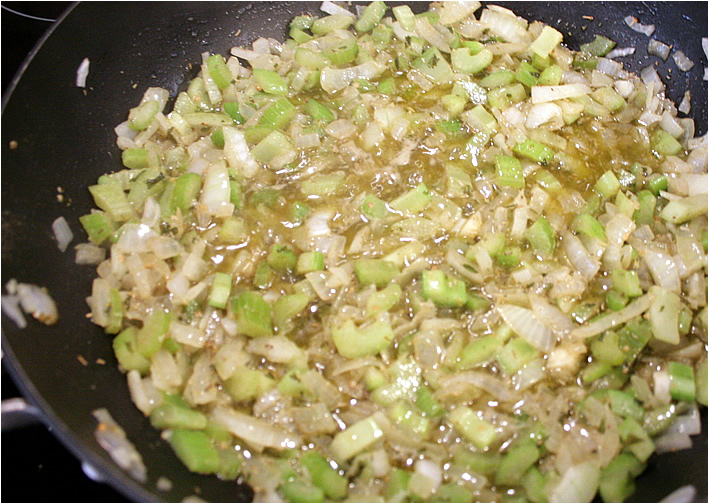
531,83,592,103
1,294,27,329
52,216,74,252
624,16,655,36
549,462,601,503
561,231,601,280
606,47,635,59
654,432,693,454
673,50,695,71
525,102,562,128
497,304,555,352
74,243,106,265
199,161,231,215
92,408,147,482
211,406,301,452
437,1,480,25
76,57,90,87
223,126,259,178
678,90,691,114
247,335,304,364
15,282,58,325
572,293,654,339
320,60,385,93
658,485,697,503
479,7,527,43
415,16,451,53
648,39,671,61
642,249,681,293
320,1,355,18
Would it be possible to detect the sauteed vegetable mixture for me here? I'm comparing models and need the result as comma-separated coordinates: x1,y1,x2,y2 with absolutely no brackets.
79,2,708,502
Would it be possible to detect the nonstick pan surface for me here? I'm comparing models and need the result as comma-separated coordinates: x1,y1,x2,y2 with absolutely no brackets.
2,3,707,503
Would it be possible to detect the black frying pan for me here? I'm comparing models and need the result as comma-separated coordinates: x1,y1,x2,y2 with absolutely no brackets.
2,3,707,503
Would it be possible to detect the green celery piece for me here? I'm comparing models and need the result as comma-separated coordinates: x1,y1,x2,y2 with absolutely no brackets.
521,467,548,503
388,400,431,437
272,293,310,327
305,98,335,123
105,288,123,335
481,70,515,88
150,401,208,430
590,331,625,366
495,338,538,375
206,54,233,89
329,416,383,463
253,261,274,289
592,87,626,112
251,130,294,165
572,212,606,241
217,448,243,480
456,335,503,370
695,359,708,406
495,154,524,189
311,14,354,35
89,184,133,222
668,361,696,402
581,35,616,56
448,406,496,449
594,170,621,198
354,0,387,33
295,47,330,71
80,211,115,245
354,258,400,287
323,38,359,65
301,173,345,196
415,384,444,418
496,246,522,268
267,244,298,272
607,389,645,421
218,216,247,244
136,309,171,358
173,172,202,212
421,269,468,308
366,283,402,316
289,201,309,225
529,25,563,58
451,46,493,74
253,68,289,95
331,319,395,359
232,292,273,337
659,194,708,225
361,194,389,219
453,448,501,477
487,83,527,109
222,101,245,124
210,127,225,148
224,366,275,401
537,64,563,85
208,272,232,309
128,100,160,131
611,269,643,298
167,429,221,475
290,14,315,30
113,327,150,374
651,128,683,156
258,97,297,130
598,453,644,503
525,216,555,257
121,147,150,169
411,47,454,84
495,441,541,486
647,173,668,196
300,451,348,500
515,61,539,88
390,183,432,214
512,139,554,165
296,251,325,274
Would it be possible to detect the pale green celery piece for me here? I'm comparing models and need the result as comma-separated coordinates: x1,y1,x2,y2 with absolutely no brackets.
592,87,626,112
411,47,454,84
296,251,325,274
448,406,496,449
218,216,247,244
273,293,311,327
389,183,432,214
89,184,134,222
495,154,525,189
251,130,294,165
206,54,233,89
451,46,493,74
529,25,563,58
331,319,395,358
659,194,708,224
128,100,160,131
366,283,403,315
593,170,621,198
224,366,275,401
355,0,387,33
329,416,384,463
208,272,233,309
301,173,346,197
311,14,354,35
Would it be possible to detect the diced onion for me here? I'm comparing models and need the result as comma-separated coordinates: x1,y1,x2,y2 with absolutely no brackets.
52,216,74,252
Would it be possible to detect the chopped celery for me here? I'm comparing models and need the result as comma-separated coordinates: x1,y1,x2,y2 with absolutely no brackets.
651,128,683,156
173,172,202,212
330,416,384,463
331,319,395,358
208,272,232,309
355,0,387,33
232,292,273,337
361,194,389,219
267,244,298,272
668,361,696,402
354,258,400,287
253,68,289,95
421,269,468,308
572,212,606,241
496,442,541,486
273,293,310,327
88,184,133,222
487,83,527,109
311,14,354,35
323,38,359,66
495,154,525,189
525,216,555,257
451,46,493,74
80,211,115,245
366,283,402,315
128,100,160,130
581,35,616,57
167,429,221,475
496,338,539,375
121,147,150,170
390,183,431,214
150,400,208,430
206,54,233,89
448,406,496,449
300,451,348,500
136,309,171,358
305,98,335,123
296,251,325,274
113,327,150,374
593,170,621,198
512,139,554,165
456,334,503,369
